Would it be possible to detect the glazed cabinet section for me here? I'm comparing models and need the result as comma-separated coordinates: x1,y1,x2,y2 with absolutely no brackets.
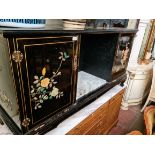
67,88,125,135
112,33,134,80
7,36,79,133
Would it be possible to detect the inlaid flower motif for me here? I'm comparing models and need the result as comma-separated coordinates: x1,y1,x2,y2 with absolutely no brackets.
40,78,50,87
42,67,46,76
50,87,59,97
30,51,70,110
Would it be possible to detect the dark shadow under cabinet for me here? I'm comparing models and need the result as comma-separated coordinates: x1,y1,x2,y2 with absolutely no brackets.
0,28,137,134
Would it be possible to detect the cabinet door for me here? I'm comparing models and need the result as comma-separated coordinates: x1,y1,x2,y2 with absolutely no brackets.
8,35,79,133
112,34,134,80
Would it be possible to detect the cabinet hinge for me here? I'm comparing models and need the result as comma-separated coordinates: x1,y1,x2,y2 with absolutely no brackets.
73,55,78,71
12,51,23,63
22,118,30,127
72,36,78,41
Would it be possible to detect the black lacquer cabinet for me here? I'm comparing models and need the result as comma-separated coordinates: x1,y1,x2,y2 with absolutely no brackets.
0,28,137,134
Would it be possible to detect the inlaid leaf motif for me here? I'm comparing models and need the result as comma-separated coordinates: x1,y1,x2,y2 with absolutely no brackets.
57,72,61,76
60,52,63,55
31,90,34,93
37,87,42,92
38,105,42,108
33,80,39,84
34,76,39,80
49,83,53,88
43,90,46,94
43,95,48,100
31,93,35,97
64,52,69,59
40,76,43,80
34,97,38,100
64,52,67,57
60,92,64,97
49,96,53,100
36,83,40,87
40,88,45,92
53,81,57,84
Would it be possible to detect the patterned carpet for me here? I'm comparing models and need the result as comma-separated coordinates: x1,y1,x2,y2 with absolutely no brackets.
108,104,145,135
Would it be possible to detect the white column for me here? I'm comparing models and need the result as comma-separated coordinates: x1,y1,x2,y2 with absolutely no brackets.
128,19,150,69
121,19,153,110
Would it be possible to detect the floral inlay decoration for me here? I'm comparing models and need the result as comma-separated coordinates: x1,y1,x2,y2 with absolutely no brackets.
30,52,69,110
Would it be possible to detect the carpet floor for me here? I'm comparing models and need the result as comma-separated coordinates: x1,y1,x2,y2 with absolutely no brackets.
108,104,145,135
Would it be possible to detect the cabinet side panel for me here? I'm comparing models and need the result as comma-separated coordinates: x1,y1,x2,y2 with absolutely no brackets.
80,34,118,81
0,35,20,127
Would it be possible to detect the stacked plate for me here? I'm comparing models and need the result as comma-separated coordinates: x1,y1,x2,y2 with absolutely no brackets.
0,19,46,28
63,19,86,29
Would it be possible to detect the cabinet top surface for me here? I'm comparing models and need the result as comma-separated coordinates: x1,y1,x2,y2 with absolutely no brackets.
0,27,138,37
